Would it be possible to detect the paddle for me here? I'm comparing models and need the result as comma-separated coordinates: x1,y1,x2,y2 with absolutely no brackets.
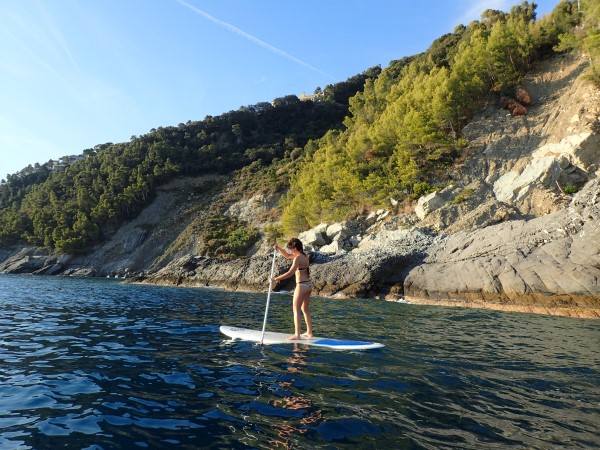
260,248,278,346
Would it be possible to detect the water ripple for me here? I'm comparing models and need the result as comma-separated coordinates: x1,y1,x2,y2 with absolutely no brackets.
0,275,598,449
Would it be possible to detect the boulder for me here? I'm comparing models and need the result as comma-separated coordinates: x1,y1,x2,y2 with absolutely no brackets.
319,240,345,254
515,87,531,106
325,222,344,239
299,223,329,248
415,191,446,219
511,103,527,116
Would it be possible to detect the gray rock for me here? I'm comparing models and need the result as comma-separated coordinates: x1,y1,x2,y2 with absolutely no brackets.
299,224,328,247
319,240,345,254
325,222,344,239
404,179,600,311
415,192,446,219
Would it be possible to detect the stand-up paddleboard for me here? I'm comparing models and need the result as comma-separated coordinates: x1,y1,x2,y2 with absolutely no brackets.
220,325,384,350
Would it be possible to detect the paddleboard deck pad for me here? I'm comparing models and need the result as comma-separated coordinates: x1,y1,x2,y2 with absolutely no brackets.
220,326,384,350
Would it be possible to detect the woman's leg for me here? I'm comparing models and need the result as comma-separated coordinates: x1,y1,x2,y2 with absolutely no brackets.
299,286,313,338
288,287,302,340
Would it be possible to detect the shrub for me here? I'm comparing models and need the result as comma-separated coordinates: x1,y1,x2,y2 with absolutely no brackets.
453,188,475,204
264,223,283,244
563,185,578,195
200,216,259,258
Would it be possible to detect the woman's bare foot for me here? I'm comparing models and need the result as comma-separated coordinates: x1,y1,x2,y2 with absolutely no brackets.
287,335,301,340
301,332,313,339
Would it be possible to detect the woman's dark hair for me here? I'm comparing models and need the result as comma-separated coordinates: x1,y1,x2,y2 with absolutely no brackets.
286,238,305,255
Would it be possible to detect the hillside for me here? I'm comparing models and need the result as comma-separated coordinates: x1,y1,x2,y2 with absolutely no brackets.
2,51,596,318
130,52,598,319
1,1,599,318
131,51,597,314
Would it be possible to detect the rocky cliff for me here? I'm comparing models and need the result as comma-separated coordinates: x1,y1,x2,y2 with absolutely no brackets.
404,178,599,318
1,54,599,318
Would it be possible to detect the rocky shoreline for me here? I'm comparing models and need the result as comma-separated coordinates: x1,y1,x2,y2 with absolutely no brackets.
400,297,600,319
125,175,599,320
1,177,598,320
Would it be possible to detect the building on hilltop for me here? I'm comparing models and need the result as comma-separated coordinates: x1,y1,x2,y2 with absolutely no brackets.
299,91,324,102
49,154,85,173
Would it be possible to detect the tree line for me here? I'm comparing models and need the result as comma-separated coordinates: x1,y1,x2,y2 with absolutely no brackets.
1,0,596,255
0,71,378,253
280,0,598,233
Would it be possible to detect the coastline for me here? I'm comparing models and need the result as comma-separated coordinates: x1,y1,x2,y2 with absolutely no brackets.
128,276,600,320
402,295,600,320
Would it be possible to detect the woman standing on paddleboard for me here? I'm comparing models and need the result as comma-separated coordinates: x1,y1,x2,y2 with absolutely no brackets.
271,238,313,340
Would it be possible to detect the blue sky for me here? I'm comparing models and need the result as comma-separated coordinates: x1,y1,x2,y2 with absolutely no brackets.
0,0,559,180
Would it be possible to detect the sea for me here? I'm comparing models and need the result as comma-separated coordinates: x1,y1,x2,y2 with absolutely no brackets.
0,274,598,449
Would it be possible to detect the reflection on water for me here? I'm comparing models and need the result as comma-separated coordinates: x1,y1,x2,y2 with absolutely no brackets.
0,274,599,449
265,345,323,449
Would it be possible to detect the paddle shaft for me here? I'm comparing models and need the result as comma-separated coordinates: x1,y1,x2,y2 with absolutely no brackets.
260,248,278,345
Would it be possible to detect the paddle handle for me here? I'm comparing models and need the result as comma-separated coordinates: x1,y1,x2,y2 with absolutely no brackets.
260,248,278,345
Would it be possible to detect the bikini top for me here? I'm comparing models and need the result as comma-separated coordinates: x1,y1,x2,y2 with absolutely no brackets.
296,266,310,274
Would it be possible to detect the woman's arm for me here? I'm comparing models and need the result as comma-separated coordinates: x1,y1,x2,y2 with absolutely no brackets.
272,256,299,283
273,244,294,260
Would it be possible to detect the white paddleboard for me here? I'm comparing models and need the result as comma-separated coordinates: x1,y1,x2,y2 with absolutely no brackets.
220,325,384,350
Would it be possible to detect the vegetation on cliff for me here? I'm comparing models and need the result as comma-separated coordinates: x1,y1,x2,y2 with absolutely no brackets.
0,0,597,255
281,0,598,233
0,71,378,253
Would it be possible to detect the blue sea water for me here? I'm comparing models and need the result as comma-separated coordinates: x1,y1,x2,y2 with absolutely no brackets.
0,274,598,449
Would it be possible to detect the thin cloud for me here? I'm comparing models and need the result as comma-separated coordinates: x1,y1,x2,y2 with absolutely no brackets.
174,0,333,79
36,1,83,75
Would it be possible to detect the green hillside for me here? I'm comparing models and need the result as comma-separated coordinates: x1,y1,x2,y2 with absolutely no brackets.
281,0,599,233
0,71,377,253
0,0,597,255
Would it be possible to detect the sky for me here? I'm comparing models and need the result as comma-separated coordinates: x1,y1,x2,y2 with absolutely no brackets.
0,0,560,180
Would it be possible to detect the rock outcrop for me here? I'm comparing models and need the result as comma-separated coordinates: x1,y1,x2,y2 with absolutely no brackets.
132,227,438,299
404,179,600,318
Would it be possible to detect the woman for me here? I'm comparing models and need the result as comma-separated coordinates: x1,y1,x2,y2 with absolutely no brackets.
271,238,313,340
